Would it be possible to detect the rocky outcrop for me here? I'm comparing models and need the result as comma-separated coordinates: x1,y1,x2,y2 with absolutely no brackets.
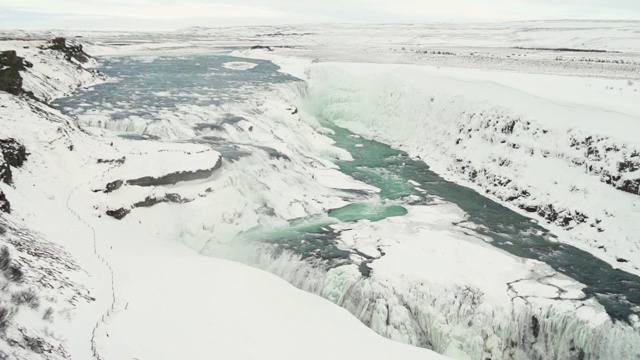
446,112,640,233
45,37,91,64
105,208,130,220
571,135,640,196
104,180,123,193
454,158,592,229
97,156,126,165
0,139,28,214
106,193,191,220
0,139,28,186
126,156,222,187
0,50,33,96
0,190,9,213
250,45,273,51
0,139,28,169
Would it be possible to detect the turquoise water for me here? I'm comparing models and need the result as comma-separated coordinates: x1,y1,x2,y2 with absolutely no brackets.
322,123,640,323
53,53,640,324
55,54,297,122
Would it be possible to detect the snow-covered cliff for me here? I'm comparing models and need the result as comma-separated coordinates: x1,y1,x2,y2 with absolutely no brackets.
302,62,640,277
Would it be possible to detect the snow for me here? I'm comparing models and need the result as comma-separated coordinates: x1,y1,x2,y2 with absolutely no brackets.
292,61,640,276
87,214,447,360
0,38,445,360
1,40,104,102
103,143,221,185
3,21,640,360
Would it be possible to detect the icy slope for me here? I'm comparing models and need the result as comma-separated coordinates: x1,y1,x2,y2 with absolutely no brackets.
301,62,640,277
0,41,113,358
82,206,448,360
0,39,448,360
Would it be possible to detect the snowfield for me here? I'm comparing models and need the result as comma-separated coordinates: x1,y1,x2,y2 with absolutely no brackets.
1,20,640,360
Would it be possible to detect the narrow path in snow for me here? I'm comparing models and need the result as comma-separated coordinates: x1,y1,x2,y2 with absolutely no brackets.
66,168,118,360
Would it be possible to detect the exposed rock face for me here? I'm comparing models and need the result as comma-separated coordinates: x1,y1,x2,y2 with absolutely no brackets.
0,161,10,186
447,114,639,231
0,139,28,185
0,139,28,214
105,180,123,193
0,139,28,169
126,156,222,187
133,193,189,208
0,189,9,213
45,37,91,64
97,156,126,165
105,208,130,220
0,50,33,96
105,193,191,219
250,45,273,51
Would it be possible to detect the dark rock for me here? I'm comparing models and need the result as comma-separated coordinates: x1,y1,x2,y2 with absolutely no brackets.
106,193,192,219
0,50,32,96
501,119,517,135
97,156,126,165
126,156,222,187
133,193,190,208
46,37,91,64
618,159,639,173
618,179,640,195
531,315,540,338
0,190,10,213
0,138,27,185
250,45,273,51
0,139,27,168
0,162,10,185
105,180,123,193
105,208,130,220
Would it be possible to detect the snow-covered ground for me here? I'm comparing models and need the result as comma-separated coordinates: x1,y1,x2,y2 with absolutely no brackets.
2,20,640,360
0,39,447,360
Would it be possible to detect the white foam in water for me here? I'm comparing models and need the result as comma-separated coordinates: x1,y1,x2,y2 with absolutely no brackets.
222,61,258,70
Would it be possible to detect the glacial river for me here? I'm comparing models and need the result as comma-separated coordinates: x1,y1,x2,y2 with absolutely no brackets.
54,53,640,359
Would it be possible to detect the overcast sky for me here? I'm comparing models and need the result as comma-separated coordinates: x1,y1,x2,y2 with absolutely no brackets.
1,0,639,30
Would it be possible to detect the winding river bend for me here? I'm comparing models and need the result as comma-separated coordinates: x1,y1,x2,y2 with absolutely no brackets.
54,53,640,359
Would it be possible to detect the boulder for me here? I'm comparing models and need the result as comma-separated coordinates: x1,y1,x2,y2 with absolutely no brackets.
0,50,32,96
0,190,9,213
0,139,28,185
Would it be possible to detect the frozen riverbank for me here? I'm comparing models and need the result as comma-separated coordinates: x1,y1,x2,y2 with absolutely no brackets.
0,39,446,360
